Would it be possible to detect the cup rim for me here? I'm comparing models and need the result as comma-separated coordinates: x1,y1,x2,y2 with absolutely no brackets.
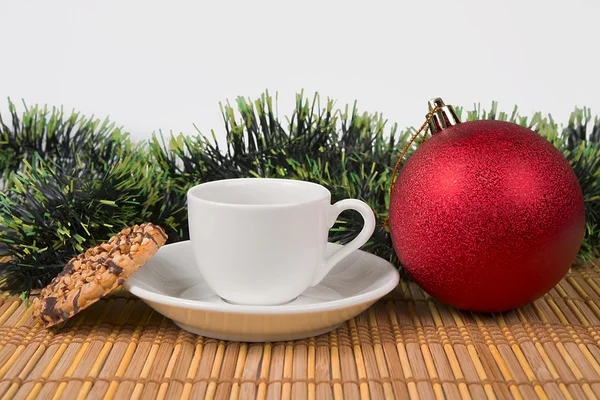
187,177,331,208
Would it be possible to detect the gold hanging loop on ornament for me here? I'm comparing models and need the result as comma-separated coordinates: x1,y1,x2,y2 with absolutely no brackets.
384,97,462,228
387,105,440,199
382,106,440,228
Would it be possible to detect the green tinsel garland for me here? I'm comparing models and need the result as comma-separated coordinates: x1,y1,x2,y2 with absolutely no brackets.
1,92,599,297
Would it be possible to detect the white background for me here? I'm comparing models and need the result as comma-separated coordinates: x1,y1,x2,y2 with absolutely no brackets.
1,0,598,142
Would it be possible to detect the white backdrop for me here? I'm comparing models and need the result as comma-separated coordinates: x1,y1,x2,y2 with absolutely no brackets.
1,0,599,142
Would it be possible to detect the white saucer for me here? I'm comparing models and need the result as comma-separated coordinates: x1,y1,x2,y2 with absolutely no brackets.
125,241,400,342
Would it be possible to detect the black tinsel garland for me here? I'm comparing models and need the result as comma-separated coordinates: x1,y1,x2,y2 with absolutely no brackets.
1,92,599,297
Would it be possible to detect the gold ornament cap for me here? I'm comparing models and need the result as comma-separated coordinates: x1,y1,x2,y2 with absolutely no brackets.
427,98,461,134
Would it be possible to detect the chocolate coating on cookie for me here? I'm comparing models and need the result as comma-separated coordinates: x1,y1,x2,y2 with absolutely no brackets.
106,260,123,274
73,289,82,314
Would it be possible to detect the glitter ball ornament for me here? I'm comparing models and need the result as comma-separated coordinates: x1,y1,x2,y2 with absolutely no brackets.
388,98,586,312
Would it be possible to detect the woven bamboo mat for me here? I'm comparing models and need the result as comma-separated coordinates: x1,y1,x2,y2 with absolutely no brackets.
1,264,600,400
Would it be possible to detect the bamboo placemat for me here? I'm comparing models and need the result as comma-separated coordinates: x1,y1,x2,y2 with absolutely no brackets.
1,263,600,400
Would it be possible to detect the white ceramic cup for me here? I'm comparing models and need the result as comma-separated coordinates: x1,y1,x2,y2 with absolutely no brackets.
187,178,376,305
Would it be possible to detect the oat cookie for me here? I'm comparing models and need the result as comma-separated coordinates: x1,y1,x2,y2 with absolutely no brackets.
32,222,168,327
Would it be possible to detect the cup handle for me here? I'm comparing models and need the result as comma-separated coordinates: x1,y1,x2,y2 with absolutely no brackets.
311,199,376,286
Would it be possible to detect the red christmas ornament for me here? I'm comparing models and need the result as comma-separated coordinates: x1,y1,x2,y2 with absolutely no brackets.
389,98,586,312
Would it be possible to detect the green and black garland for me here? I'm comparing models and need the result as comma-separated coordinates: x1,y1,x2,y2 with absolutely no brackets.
1,92,599,298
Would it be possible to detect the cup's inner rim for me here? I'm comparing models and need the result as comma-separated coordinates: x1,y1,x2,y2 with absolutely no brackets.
188,178,331,207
